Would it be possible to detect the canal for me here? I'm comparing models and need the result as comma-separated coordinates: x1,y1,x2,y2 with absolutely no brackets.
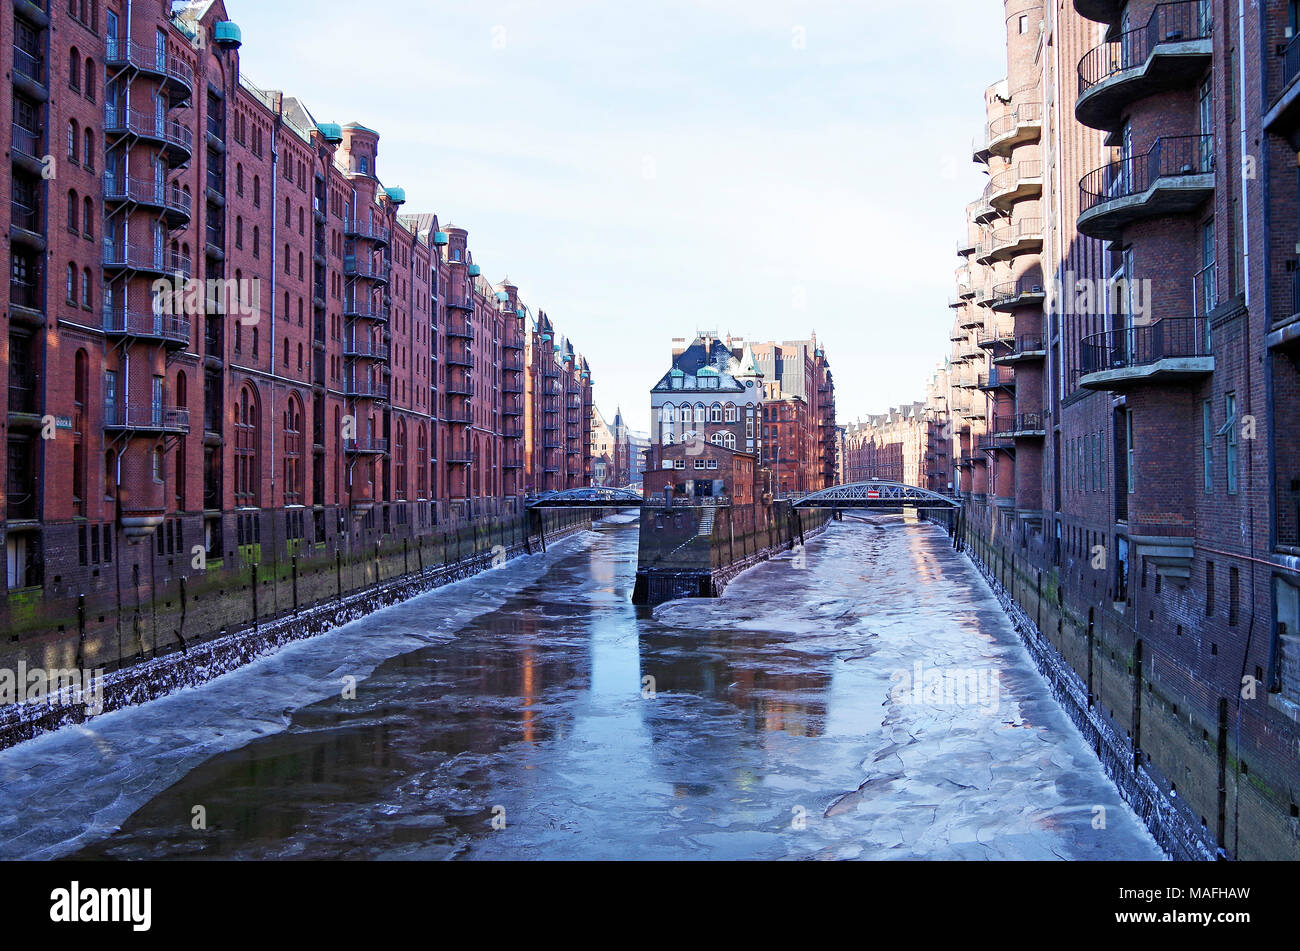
0,516,1163,860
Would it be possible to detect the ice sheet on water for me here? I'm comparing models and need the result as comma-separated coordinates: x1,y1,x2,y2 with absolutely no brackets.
0,532,596,861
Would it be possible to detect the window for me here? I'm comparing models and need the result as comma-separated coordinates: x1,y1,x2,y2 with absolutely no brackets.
70,49,81,90
1206,561,1216,617
1229,567,1240,627
83,129,94,171
1018,14,1028,33
67,190,79,233
1225,392,1238,494
84,58,95,100
83,196,94,237
66,263,76,302
707,460,718,470
81,268,92,308
253,176,260,207
1202,400,1213,492
1125,409,1135,494
68,121,78,163
674,459,685,470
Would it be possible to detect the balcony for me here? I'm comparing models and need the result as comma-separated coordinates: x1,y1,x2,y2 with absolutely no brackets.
102,240,192,279
344,219,391,245
103,307,191,348
503,381,524,394
989,160,1043,212
343,299,388,322
343,256,388,284
446,450,472,466
342,377,390,400
1078,316,1213,391
343,436,388,455
1076,2,1213,133
994,334,1048,365
1265,33,1300,134
959,305,984,329
104,106,194,163
991,279,1047,312
981,217,1043,264
503,403,524,417
343,335,389,360
952,371,978,389
443,408,471,425
446,297,474,312
104,402,190,434
503,422,524,438
445,351,473,368
958,402,987,421
105,38,194,103
503,453,524,468
10,123,43,169
446,322,474,340
987,102,1043,158
978,325,1015,350
103,174,192,225
1077,134,1214,241
977,367,1015,391
9,197,43,249
12,45,47,100
445,380,473,397
1006,413,1046,438
977,430,1015,453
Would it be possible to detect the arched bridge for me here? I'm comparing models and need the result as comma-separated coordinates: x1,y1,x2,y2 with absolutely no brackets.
526,487,644,509
791,481,962,510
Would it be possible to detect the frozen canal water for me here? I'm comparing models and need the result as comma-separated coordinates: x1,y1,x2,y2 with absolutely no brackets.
0,516,1163,860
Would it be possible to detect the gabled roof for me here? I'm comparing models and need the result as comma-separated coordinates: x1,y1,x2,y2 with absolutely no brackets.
651,336,746,393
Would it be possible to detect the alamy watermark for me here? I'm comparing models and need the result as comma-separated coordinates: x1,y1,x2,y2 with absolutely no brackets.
888,661,1002,716
0,663,105,715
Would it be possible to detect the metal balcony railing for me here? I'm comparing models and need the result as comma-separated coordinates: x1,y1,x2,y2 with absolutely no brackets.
11,123,41,161
344,256,388,282
1284,31,1300,93
10,198,40,233
12,45,45,86
344,299,388,322
987,101,1043,140
343,436,388,454
102,239,192,278
343,335,389,360
103,174,192,218
342,378,390,400
344,219,391,244
105,38,195,93
1079,134,1214,214
1079,316,1211,376
103,401,190,432
988,217,1044,256
989,159,1043,201
1078,1,1212,97
103,105,194,155
103,307,190,345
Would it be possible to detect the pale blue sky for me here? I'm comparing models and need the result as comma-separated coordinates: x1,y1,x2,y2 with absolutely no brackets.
231,0,1006,432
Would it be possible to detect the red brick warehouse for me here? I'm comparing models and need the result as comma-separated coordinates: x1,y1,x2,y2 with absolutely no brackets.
1,0,595,620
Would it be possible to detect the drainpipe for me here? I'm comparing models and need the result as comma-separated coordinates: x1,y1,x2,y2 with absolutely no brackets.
1238,0,1252,308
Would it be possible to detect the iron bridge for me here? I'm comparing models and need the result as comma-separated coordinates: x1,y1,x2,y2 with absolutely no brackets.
790,481,962,510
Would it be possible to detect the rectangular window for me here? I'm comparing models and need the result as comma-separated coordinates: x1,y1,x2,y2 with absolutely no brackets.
1202,400,1213,492
1126,410,1136,495
1206,561,1216,617
1229,566,1240,627
1225,392,1238,494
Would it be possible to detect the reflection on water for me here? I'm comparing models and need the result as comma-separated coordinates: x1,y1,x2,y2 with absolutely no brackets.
71,517,1163,861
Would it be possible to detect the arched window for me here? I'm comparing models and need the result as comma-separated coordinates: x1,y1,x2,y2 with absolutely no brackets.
67,189,78,231
235,216,243,249
83,196,94,237
81,268,91,308
679,405,691,423
253,176,260,207
394,420,407,501
252,226,259,258
694,403,706,423
282,395,302,505
725,432,736,450
234,385,261,505
67,121,78,162
69,48,80,90
83,128,94,170
724,403,737,422
416,425,428,499
298,251,304,279
710,403,723,423
65,263,76,302
175,370,187,407
710,432,724,446
236,163,243,196
84,58,95,100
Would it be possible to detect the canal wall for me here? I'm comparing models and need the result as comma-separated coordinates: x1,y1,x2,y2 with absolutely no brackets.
940,512,1298,861
632,500,834,605
0,510,593,752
